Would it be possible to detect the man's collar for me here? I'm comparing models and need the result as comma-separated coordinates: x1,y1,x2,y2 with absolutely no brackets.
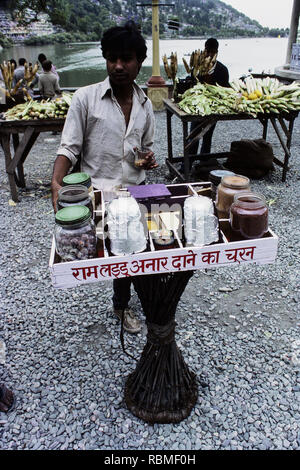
100,76,148,105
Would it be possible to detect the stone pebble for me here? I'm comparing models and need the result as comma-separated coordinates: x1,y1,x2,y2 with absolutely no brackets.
0,113,300,450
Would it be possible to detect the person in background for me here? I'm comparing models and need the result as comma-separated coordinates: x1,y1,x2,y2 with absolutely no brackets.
38,59,61,99
186,38,229,169
9,59,17,70
38,53,59,80
51,21,158,334
12,58,38,97
12,57,26,86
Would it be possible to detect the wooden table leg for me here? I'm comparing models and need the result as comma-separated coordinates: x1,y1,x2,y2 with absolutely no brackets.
3,127,40,200
12,134,25,188
270,117,292,182
125,271,198,424
1,135,19,202
166,109,173,162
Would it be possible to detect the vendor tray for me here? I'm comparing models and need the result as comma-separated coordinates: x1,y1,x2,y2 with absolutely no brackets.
49,182,278,289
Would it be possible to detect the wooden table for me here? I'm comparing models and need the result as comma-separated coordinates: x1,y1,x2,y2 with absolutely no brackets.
0,118,65,202
163,98,298,182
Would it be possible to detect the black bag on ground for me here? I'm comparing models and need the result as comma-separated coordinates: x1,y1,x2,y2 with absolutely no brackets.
223,138,274,179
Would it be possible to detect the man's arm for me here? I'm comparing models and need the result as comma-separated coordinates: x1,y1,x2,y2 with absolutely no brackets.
141,101,158,170
54,77,61,96
51,155,72,212
52,89,87,211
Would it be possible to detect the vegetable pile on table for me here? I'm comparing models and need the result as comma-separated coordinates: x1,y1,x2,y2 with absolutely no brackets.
1,92,73,121
177,76,300,117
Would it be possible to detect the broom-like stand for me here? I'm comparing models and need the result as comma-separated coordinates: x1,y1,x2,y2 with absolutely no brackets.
124,271,198,423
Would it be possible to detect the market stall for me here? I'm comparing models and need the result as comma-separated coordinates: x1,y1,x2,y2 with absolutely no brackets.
0,94,72,202
49,181,278,423
163,76,300,182
164,98,298,183
0,118,64,201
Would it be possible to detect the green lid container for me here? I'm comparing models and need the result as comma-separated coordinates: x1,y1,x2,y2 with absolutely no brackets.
63,172,91,188
55,205,91,225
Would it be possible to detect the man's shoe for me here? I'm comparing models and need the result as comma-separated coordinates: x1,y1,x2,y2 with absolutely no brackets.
113,308,141,334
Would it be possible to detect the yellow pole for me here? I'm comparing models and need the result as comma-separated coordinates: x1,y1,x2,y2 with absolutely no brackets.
152,0,160,76
147,0,165,86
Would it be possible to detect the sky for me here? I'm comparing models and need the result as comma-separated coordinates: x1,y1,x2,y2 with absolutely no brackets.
221,0,294,29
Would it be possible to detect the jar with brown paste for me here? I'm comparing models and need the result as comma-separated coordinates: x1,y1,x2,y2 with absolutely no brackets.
216,174,250,218
230,192,268,239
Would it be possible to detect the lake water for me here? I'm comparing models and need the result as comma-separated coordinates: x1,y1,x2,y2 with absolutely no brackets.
0,37,288,87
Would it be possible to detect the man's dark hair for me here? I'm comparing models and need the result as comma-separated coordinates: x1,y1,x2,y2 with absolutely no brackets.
42,59,52,72
10,59,17,69
205,38,219,52
38,53,47,64
19,58,26,66
101,20,147,63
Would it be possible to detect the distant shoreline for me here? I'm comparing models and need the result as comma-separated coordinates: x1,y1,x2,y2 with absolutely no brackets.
2,34,288,49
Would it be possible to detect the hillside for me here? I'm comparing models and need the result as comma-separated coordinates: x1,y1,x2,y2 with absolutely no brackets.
1,0,288,47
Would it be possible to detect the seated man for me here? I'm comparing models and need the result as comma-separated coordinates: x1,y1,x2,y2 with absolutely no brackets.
51,21,158,334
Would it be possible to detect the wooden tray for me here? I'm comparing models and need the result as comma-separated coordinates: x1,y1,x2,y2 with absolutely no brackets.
49,183,278,288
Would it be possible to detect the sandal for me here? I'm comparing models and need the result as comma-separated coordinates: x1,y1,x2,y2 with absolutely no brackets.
0,384,15,413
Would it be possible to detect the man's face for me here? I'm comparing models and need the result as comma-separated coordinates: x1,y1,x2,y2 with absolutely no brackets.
106,49,142,87
205,48,218,59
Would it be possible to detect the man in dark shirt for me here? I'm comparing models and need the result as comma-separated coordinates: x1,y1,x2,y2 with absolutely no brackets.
187,38,229,165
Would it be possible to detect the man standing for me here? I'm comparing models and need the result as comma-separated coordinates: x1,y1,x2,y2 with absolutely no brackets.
187,38,229,165
51,21,157,334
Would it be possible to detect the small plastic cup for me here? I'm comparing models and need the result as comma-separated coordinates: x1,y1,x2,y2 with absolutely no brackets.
134,148,149,168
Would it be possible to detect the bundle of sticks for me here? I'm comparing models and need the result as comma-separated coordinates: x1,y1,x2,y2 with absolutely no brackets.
162,52,178,82
0,61,39,101
182,49,217,78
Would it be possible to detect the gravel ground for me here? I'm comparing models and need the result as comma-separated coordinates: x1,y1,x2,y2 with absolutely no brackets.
0,109,300,451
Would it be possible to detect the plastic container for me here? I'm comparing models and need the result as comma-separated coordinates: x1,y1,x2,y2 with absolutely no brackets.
62,172,95,210
209,169,235,201
216,174,250,218
184,195,219,247
57,184,93,215
230,192,268,239
107,194,146,255
55,205,97,261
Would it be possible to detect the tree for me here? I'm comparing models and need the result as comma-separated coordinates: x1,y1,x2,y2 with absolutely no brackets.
8,0,70,26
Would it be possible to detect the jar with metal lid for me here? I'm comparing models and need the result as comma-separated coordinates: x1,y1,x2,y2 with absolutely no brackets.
57,184,93,215
63,172,95,210
230,192,268,239
55,205,97,261
209,169,235,201
216,174,250,218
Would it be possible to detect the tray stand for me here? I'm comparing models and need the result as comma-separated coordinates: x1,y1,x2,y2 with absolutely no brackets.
124,270,198,424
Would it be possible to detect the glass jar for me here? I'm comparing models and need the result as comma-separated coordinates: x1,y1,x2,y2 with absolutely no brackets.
55,205,97,262
57,184,93,215
216,174,250,218
63,172,95,210
209,169,235,201
230,192,269,239
153,229,175,250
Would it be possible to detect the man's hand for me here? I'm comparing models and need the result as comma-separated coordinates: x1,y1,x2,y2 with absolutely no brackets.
136,150,158,170
143,151,158,170
51,180,62,213
51,154,72,213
